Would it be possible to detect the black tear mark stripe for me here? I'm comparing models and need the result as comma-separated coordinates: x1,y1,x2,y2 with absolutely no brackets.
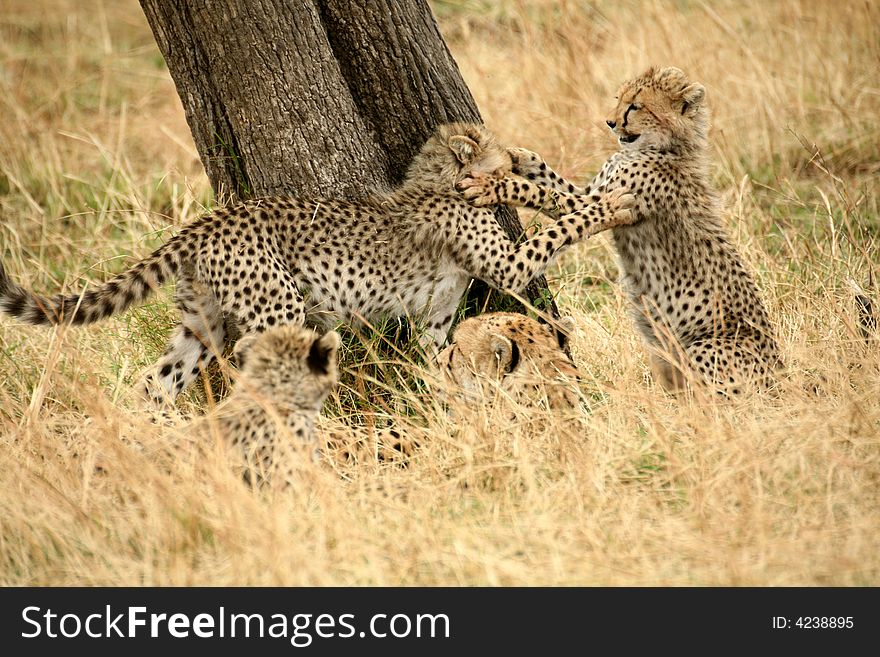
506,340,521,374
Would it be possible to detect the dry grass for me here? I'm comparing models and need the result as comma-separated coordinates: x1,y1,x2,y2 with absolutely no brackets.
1,0,878,585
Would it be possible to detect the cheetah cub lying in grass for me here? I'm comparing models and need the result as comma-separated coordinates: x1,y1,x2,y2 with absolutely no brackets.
194,324,339,487
436,312,581,411
0,122,633,405
320,312,582,468
459,67,780,394
207,313,581,479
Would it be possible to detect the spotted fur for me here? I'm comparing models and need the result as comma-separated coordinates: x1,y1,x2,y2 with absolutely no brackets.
458,68,780,394
319,420,418,467
436,312,581,410
320,312,582,464
0,122,632,405
196,325,339,487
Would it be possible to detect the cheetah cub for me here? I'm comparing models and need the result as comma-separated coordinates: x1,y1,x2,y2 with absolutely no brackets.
0,122,633,405
319,313,583,468
195,324,339,487
436,312,581,411
459,67,780,394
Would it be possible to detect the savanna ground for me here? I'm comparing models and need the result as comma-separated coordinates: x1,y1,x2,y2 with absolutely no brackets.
0,0,878,585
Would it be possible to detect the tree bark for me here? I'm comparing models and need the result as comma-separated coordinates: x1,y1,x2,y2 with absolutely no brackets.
139,0,559,321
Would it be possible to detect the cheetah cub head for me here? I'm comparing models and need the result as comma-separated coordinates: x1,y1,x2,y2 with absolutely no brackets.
404,122,513,193
436,312,581,411
605,66,708,152
233,325,340,413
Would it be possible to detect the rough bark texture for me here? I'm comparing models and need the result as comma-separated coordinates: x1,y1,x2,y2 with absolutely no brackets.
139,0,559,320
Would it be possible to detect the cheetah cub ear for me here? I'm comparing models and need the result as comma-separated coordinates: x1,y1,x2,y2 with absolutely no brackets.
233,333,261,370
448,134,480,164
679,83,706,115
307,331,341,376
490,334,520,374
545,316,577,352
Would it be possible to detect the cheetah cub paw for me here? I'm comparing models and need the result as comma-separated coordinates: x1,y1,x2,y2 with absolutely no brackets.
507,147,545,178
599,187,636,227
456,171,501,207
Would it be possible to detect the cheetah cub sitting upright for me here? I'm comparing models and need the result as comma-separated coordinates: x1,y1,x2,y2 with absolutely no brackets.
0,122,633,405
459,67,780,394
194,324,339,487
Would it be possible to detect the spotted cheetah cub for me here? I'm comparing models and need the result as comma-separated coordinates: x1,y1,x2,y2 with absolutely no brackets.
195,324,339,487
459,67,780,394
436,312,581,410
0,122,633,405
320,312,581,468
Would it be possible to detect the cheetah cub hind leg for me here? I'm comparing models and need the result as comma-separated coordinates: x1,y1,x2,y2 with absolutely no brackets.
140,276,227,411
321,421,420,469
651,336,778,397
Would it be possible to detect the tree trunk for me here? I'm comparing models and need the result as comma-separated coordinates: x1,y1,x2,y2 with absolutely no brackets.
138,0,559,322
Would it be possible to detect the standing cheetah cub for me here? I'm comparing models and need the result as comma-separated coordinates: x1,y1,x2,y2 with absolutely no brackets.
0,122,633,405
459,67,780,394
195,324,339,487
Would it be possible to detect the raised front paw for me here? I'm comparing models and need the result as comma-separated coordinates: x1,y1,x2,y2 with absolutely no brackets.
455,171,500,207
508,147,545,178
559,187,637,238
601,187,636,227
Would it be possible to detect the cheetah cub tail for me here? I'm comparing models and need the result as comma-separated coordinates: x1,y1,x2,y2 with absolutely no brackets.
0,236,187,326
